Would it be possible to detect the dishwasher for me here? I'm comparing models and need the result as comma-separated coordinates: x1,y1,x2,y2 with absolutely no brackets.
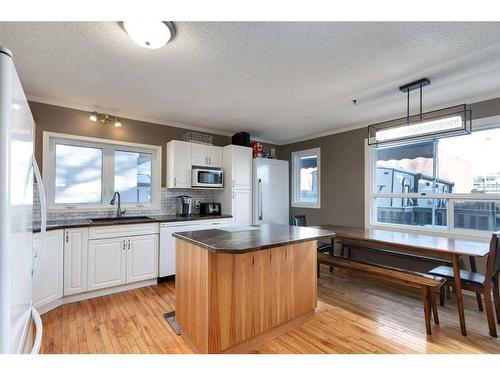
159,219,231,277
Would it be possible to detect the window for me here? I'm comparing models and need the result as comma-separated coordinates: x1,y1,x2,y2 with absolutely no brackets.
366,122,500,237
292,148,320,208
43,132,161,210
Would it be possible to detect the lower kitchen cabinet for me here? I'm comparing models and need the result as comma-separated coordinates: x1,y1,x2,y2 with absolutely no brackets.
88,237,127,291
63,227,89,296
126,234,158,283
33,229,64,310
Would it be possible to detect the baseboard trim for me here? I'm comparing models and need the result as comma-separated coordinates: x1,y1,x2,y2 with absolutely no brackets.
38,279,158,316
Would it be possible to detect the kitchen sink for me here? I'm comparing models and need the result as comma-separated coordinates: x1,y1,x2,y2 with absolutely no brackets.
89,216,156,223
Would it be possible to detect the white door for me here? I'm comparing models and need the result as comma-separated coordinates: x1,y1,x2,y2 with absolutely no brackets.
208,146,223,168
232,190,252,226
126,235,158,283
88,238,126,291
167,140,192,188
33,230,63,310
232,146,252,190
63,228,89,296
191,143,208,167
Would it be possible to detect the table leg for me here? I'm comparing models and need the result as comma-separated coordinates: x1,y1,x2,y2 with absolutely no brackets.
329,238,334,272
468,256,483,311
452,254,467,336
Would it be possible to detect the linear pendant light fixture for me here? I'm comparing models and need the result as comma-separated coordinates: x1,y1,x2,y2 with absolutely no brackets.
368,78,472,147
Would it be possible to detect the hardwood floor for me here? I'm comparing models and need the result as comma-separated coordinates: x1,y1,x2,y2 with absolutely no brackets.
40,266,500,354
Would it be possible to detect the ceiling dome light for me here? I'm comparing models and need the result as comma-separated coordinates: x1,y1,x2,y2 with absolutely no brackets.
114,120,122,128
122,21,174,49
89,112,98,122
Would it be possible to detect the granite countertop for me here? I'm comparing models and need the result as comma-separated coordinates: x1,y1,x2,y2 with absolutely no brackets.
172,224,335,253
32,214,233,232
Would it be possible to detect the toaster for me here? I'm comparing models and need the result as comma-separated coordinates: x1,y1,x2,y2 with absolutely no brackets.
199,202,221,216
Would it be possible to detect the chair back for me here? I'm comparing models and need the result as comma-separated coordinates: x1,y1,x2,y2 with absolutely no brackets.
486,231,500,279
292,215,307,227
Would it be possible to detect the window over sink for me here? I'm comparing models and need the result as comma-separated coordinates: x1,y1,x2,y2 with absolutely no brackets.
43,132,161,211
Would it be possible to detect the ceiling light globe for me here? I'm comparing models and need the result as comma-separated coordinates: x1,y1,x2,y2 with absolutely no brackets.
89,112,98,122
123,21,173,49
114,121,122,128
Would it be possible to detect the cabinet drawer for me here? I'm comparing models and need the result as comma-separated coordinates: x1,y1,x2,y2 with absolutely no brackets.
89,223,159,239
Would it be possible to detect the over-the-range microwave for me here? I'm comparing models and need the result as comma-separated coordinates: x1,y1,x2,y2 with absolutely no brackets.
191,168,223,188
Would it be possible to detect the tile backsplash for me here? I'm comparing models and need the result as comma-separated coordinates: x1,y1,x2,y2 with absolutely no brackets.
33,183,220,222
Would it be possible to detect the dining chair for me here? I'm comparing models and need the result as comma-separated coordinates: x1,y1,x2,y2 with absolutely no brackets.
292,215,333,275
428,231,500,337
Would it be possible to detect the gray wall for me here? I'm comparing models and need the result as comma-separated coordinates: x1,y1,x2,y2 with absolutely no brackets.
30,101,276,187
278,96,500,227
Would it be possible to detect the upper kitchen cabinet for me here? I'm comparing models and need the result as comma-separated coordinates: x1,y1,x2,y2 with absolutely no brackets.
166,140,192,188
191,143,223,168
223,145,253,190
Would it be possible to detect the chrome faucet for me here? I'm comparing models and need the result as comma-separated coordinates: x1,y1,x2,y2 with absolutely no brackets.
110,192,126,218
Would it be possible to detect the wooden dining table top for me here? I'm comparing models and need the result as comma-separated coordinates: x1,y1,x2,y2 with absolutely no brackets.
312,225,490,258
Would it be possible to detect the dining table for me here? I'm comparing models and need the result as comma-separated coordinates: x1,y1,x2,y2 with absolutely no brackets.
312,225,491,336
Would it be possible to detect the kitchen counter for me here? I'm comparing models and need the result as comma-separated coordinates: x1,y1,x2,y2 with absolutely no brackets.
174,224,335,353
32,214,233,232
172,224,334,253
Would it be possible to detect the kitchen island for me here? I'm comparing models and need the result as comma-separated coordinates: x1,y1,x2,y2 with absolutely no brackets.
172,224,335,353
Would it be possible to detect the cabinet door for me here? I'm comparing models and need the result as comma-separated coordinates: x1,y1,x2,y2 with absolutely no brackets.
167,140,192,188
88,238,126,291
126,235,159,283
232,190,253,226
191,143,208,167
63,228,89,296
232,146,252,190
208,146,223,168
33,230,63,309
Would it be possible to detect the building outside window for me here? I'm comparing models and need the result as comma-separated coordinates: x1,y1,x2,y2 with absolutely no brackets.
292,148,320,208
366,124,500,237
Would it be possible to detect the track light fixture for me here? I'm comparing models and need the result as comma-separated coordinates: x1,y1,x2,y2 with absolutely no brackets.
89,111,122,128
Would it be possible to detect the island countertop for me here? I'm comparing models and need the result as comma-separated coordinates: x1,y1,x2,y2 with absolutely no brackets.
172,224,335,253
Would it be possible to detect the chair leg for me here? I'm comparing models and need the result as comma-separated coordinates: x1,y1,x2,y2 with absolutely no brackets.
347,247,352,258
483,285,497,338
340,245,345,258
317,263,320,278
476,293,484,312
422,286,432,335
446,284,452,300
493,274,500,325
439,285,445,306
430,289,439,324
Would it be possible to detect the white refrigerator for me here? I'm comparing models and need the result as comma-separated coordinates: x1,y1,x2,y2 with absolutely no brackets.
0,46,46,354
252,158,289,225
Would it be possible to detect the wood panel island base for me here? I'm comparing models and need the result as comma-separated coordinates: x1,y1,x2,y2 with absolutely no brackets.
173,224,334,353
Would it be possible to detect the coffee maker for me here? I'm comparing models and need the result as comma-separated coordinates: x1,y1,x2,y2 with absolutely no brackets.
177,195,193,216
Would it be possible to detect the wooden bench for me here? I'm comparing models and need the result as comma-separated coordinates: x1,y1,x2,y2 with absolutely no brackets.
317,253,446,335
339,241,453,305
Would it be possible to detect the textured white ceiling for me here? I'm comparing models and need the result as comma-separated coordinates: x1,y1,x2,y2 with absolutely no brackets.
1,22,500,144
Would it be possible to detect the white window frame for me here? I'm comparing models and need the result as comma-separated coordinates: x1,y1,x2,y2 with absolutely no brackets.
291,147,321,209
364,115,500,239
42,131,162,211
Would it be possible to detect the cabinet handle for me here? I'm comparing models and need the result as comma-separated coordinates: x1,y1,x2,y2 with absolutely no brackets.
232,179,235,188
128,239,131,250
122,240,126,251
65,231,69,243
174,177,177,187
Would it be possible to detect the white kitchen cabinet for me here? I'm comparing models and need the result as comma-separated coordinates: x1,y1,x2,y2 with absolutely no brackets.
33,230,63,310
126,234,158,283
223,145,252,190
167,140,192,188
191,143,223,168
231,190,253,226
88,237,126,291
63,227,89,296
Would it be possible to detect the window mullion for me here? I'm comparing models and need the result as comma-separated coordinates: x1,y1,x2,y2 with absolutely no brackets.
102,145,115,206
